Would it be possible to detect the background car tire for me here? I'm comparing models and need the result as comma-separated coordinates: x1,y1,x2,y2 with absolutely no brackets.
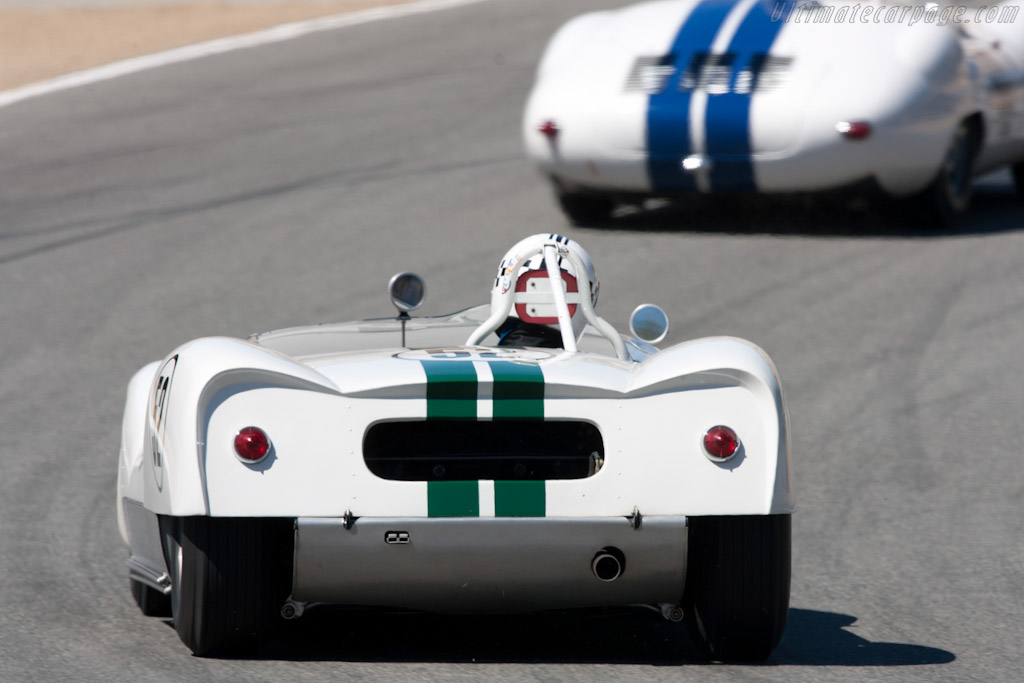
682,514,791,662
911,120,977,229
130,578,171,617
1012,162,1024,198
159,516,294,657
556,191,615,225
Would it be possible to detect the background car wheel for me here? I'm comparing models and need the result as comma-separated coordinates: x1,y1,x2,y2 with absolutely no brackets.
912,120,977,228
1012,162,1024,198
159,516,294,657
130,578,171,617
682,514,791,662
556,191,615,225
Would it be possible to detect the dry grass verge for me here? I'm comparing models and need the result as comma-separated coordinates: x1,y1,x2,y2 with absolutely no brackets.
0,0,416,91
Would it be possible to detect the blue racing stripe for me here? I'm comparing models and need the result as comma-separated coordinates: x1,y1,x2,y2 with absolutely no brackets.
705,0,792,191
646,0,737,192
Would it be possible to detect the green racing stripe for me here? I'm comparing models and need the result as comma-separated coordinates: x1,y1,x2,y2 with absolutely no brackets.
421,359,546,517
421,360,477,419
494,480,545,517
428,480,546,518
428,481,480,517
489,361,544,420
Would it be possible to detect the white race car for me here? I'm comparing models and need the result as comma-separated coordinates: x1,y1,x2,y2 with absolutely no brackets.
117,234,794,660
524,0,1024,225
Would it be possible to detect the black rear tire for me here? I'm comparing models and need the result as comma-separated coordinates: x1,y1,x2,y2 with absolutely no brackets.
160,516,294,657
1012,162,1024,198
557,191,615,225
908,120,977,229
683,514,791,662
130,577,171,617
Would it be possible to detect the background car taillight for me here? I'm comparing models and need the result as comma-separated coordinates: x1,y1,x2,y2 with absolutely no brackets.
538,119,559,138
836,121,872,140
703,425,740,462
234,426,271,464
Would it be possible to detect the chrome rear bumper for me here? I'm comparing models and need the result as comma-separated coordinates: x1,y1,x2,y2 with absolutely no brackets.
292,516,687,613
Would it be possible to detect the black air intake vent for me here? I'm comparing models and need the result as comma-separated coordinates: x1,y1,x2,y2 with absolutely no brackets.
364,421,604,481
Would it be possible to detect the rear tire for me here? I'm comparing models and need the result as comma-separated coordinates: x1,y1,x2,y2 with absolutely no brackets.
910,120,977,228
1012,162,1024,198
130,578,171,617
160,516,294,656
556,191,615,225
683,514,791,662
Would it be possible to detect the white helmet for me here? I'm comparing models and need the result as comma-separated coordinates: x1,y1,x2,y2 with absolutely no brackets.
491,233,599,342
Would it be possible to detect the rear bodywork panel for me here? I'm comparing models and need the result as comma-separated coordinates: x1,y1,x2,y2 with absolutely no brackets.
118,305,792,610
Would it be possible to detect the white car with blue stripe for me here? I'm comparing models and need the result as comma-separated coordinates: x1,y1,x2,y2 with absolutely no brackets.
524,0,1024,225
116,234,794,660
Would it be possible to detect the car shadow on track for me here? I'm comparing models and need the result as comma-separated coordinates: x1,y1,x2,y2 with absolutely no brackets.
232,607,954,666
573,179,1023,239
773,609,956,666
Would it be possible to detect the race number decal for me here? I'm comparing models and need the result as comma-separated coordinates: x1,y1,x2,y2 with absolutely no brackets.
152,355,178,433
150,355,177,491
396,348,554,363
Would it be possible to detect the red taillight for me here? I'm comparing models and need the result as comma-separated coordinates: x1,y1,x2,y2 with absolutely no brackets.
538,120,559,138
836,121,871,140
234,426,270,463
703,425,739,461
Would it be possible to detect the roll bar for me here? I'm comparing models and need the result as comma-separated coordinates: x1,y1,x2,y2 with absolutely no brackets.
466,239,628,360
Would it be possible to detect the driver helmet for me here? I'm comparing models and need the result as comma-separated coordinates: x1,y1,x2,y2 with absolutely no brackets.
492,234,598,345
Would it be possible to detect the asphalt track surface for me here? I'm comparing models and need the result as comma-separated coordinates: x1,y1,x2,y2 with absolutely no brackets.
1,1,1023,681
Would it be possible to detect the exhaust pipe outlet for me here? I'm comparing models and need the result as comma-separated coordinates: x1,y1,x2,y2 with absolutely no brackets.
591,546,626,582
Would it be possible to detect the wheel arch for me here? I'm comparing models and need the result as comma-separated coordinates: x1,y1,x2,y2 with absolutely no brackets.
634,337,795,515
142,338,340,516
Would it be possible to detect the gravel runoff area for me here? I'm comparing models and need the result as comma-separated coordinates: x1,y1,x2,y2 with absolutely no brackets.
0,0,419,91
0,0,1002,93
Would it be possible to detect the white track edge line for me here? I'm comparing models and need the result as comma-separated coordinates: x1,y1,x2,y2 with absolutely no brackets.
0,0,492,111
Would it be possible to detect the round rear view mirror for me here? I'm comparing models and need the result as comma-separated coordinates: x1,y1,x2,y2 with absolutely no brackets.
388,272,426,313
629,304,670,344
